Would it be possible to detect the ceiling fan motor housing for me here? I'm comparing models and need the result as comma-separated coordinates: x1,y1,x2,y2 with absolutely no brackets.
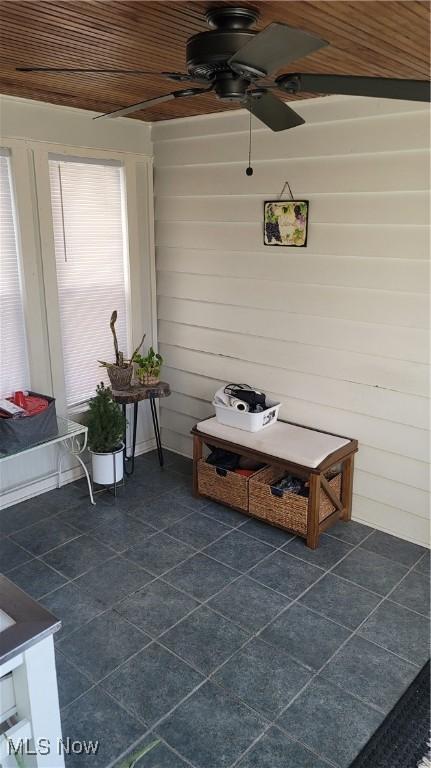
186,6,261,100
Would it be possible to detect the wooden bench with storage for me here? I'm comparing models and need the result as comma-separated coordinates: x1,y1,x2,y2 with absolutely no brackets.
191,417,358,549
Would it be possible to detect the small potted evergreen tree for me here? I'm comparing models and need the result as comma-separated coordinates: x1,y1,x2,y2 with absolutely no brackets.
85,383,126,485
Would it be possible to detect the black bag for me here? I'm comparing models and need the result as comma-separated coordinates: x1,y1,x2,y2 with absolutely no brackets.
0,392,58,455
206,445,240,471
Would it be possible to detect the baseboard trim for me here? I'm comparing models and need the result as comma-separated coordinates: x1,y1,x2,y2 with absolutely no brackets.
4,438,428,550
0,438,156,509
352,514,430,549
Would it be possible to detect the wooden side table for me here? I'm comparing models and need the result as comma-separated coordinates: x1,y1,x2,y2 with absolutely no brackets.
112,381,171,474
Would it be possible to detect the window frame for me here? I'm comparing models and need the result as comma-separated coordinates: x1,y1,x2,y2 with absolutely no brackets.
46,153,132,410
0,147,30,395
32,143,155,416
0,139,51,397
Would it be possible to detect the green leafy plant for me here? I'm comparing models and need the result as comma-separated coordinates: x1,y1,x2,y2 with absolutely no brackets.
4,735,25,768
117,739,160,768
85,382,125,453
133,347,163,379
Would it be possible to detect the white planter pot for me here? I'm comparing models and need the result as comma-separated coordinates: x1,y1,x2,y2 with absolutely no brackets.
89,444,124,485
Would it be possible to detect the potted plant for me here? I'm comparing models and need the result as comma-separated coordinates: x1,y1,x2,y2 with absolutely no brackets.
98,311,145,390
133,347,163,386
85,382,126,485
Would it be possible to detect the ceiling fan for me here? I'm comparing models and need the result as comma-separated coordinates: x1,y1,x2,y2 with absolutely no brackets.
16,5,430,131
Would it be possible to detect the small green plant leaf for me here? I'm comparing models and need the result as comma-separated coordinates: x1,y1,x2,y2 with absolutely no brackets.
4,734,26,768
133,347,163,377
117,739,160,768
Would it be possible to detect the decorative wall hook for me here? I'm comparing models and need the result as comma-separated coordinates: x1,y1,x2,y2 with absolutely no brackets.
277,180,295,201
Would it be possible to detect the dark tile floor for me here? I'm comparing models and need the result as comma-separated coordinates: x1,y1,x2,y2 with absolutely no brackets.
1,449,430,768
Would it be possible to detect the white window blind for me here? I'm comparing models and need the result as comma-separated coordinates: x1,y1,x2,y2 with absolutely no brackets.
48,156,129,408
0,149,29,397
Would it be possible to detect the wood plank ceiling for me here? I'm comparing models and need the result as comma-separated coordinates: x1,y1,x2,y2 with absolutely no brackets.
0,1,429,122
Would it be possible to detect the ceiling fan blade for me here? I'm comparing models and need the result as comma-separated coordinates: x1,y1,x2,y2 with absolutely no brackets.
245,91,305,132
228,23,327,79
276,73,431,102
93,87,210,120
16,67,197,81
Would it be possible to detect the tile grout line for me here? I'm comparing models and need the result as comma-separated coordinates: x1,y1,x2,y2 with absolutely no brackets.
7,498,428,623
1,460,186,540
272,543,429,739
6,463,428,768
4,509,157,583
163,526,431,629
132,509,427,624
58,507,311,756
150,529,354,667
56,535,425,766
34,497,237,592
70,534,292,695
230,549,430,768
214,529,430,768
58,516,422,722
2,478,373,597
387,595,430,619
7,497,426,670
95,530,381,767
107,732,199,768
208,531,387,693
230,721,338,768
15,564,431,765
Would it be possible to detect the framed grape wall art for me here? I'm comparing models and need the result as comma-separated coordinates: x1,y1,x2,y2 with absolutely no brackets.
264,200,309,247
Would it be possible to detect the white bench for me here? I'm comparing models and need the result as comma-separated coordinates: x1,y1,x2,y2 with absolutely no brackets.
192,417,358,548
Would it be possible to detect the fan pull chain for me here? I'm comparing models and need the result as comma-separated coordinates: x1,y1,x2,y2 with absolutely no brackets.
246,108,253,176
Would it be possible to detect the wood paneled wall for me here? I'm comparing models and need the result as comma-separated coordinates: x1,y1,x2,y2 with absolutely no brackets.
153,95,430,545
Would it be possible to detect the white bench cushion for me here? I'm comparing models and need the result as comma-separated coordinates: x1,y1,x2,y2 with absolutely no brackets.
196,417,349,469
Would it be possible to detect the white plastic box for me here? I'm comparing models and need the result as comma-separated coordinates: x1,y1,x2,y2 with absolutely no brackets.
213,398,281,432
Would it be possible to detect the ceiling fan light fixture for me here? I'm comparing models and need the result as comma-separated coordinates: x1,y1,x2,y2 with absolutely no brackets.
213,71,250,101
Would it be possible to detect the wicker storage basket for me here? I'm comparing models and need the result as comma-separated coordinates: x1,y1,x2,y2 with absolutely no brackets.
197,459,263,512
249,466,341,535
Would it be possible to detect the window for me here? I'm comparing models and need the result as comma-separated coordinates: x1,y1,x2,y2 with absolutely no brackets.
0,149,29,397
48,156,129,408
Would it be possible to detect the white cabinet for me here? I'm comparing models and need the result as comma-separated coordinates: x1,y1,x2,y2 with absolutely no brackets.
0,578,64,768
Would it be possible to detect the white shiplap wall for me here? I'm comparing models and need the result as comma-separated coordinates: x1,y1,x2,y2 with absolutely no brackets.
152,95,430,546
